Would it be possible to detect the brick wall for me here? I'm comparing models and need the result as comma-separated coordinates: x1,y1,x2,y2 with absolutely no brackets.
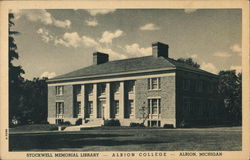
47,85,74,124
135,75,176,126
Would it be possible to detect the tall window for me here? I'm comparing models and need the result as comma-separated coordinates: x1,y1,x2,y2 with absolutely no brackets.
148,98,161,115
87,101,93,115
56,102,64,117
76,102,81,115
56,86,64,95
152,99,157,114
128,100,134,115
114,100,119,115
148,78,161,90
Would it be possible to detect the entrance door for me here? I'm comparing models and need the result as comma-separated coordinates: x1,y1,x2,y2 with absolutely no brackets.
97,100,105,118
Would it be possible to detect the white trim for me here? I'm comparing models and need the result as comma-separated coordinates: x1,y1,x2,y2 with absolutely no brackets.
48,72,175,86
55,100,64,102
147,96,161,99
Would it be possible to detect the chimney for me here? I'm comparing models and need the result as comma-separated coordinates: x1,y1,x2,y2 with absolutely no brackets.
93,52,109,65
152,42,169,58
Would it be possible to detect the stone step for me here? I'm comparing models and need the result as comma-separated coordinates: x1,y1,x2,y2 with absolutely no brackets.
63,120,103,131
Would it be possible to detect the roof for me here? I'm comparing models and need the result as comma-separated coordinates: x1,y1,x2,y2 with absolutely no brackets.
48,56,217,82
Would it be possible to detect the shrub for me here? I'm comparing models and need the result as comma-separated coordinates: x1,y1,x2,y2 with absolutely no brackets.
163,124,174,129
40,121,49,124
104,119,120,126
179,120,190,128
130,123,144,127
75,118,82,125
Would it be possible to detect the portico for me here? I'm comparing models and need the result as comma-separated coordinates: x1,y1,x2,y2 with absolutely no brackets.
79,81,133,123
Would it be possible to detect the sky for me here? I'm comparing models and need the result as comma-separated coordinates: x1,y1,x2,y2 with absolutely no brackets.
11,9,242,80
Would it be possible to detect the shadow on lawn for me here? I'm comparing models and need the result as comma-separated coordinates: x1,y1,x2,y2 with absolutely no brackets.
9,133,168,151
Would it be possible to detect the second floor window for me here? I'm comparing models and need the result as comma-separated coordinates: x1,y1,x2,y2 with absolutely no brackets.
56,86,64,95
148,78,161,90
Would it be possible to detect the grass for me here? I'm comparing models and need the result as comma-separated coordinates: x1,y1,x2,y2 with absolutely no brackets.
9,125,241,151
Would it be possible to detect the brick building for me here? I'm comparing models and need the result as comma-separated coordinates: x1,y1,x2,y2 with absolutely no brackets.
47,42,223,127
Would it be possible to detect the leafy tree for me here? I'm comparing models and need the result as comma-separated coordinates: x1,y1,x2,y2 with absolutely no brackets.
176,58,200,68
19,78,48,124
9,13,25,125
9,13,49,125
218,70,242,125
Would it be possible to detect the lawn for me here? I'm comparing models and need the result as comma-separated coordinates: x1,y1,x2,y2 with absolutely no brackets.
9,125,241,151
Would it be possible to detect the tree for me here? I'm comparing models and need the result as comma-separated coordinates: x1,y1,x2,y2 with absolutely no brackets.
138,102,149,125
19,78,48,124
9,13,25,125
218,70,242,125
176,58,200,68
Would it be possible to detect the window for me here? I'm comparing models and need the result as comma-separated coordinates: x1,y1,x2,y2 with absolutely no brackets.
148,78,161,90
183,79,190,90
56,86,64,95
128,100,134,115
127,81,135,93
56,102,64,118
76,102,81,115
87,101,93,115
114,100,119,115
152,99,157,114
148,98,161,115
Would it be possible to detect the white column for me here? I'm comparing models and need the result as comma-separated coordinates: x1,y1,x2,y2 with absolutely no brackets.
119,81,125,119
148,100,151,127
149,99,152,119
81,85,85,121
105,83,111,119
157,99,159,119
93,84,98,118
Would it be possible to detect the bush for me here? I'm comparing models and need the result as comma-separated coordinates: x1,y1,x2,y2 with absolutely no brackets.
104,119,120,126
130,123,144,127
163,124,174,128
40,121,49,124
179,120,190,128
75,118,82,125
